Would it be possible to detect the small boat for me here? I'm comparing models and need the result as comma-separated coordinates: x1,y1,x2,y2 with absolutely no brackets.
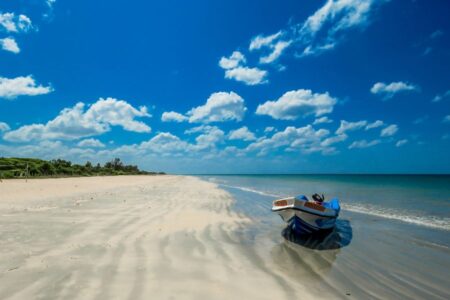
272,195,340,234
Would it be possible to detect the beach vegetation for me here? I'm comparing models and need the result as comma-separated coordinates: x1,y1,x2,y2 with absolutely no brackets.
0,157,164,179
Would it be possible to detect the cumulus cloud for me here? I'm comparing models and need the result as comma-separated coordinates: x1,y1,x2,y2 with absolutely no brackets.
0,121,10,132
0,140,98,163
0,13,33,33
161,111,188,122
396,139,408,147
246,125,332,155
380,124,398,137
4,97,151,142
77,138,105,148
140,132,189,154
321,134,347,147
432,90,450,103
256,89,337,120
219,50,268,85
219,51,246,69
0,37,20,53
348,139,380,149
0,75,53,99
365,120,384,130
313,116,333,124
187,92,246,123
335,120,367,135
229,126,256,141
370,81,419,100
194,126,225,150
224,66,268,85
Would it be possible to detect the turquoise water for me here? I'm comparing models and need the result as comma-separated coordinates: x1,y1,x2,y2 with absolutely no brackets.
198,174,450,298
200,174,450,231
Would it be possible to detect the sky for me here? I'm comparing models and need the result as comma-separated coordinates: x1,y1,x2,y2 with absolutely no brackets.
0,0,449,174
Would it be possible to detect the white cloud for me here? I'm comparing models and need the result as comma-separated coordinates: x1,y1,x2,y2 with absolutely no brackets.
256,89,337,120
187,92,246,123
140,132,189,154
0,37,20,53
380,124,398,137
224,67,268,85
297,0,382,56
161,111,188,122
443,115,450,123
4,97,151,142
259,40,292,64
313,116,333,124
229,126,256,141
248,31,291,64
321,134,347,147
0,121,10,132
249,31,283,51
336,120,367,135
0,75,53,99
349,139,380,149
0,13,33,33
432,90,450,103
77,138,105,148
396,139,408,147
194,126,225,150
370,81,419,100
0,141,98,163
219,51,246,69
246,125,331,155
264,126,276,133
365,120,384,130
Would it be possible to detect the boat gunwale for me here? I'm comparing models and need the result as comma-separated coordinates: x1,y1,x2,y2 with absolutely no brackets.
271,205,338,218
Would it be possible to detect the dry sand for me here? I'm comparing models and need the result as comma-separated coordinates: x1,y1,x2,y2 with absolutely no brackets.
0,175,328,300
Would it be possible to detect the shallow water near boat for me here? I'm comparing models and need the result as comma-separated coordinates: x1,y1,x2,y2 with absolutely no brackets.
200,174,450,299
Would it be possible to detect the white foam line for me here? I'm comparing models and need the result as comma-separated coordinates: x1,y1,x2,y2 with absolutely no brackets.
219,184,283,198
215,181,450,232
342,204,450,231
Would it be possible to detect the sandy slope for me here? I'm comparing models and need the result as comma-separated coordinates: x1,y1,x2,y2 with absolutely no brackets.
0,175,323,300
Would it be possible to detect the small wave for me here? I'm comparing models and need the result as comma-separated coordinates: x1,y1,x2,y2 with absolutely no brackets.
219,184,284,198
342,203,450,231
212,181,450,231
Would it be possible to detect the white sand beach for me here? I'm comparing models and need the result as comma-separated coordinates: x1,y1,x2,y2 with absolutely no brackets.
0,175,325,300
1,175,449,300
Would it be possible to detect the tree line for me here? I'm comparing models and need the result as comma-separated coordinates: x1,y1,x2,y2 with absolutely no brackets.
0,157,164,179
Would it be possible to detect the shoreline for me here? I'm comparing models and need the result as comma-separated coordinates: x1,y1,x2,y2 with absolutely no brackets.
1,175,449,299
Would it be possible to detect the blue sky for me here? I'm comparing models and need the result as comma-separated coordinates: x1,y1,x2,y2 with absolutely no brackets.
0,0,449,174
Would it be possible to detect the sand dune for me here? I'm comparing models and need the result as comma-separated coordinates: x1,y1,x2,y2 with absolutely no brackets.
0,176,329,300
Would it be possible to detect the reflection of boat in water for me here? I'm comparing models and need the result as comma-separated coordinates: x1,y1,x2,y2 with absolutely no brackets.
272,195,340,234
271,219,352,282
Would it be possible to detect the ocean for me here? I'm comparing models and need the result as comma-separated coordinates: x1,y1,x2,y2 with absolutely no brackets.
197,174,450,298
200,174,450,232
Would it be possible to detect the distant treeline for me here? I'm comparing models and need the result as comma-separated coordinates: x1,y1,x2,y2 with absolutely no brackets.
0,157,164,179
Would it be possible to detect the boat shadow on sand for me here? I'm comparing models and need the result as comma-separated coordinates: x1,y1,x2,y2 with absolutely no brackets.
270,220,352,281
282,219,353,250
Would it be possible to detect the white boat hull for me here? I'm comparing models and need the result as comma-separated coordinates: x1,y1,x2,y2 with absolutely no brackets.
272,197,339,234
